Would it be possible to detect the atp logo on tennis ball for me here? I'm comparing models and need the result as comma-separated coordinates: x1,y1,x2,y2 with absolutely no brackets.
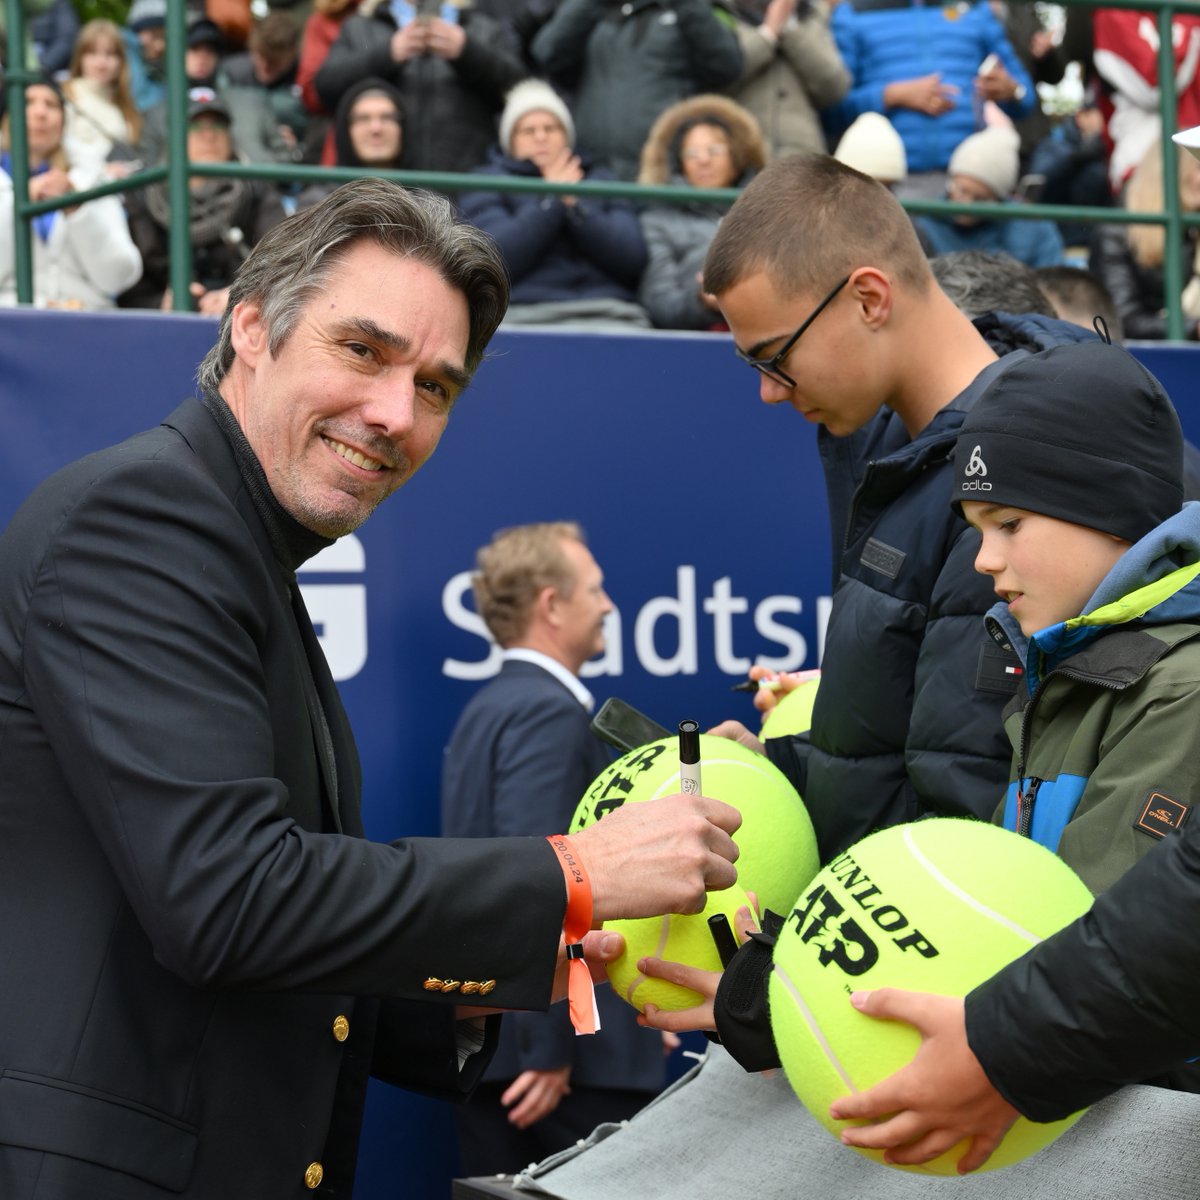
571,735,818,920
769,819,1094,1174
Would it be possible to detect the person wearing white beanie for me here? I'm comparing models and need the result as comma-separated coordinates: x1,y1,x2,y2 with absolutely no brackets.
457,81,650,329
916,123,1065,268
834,112,907,187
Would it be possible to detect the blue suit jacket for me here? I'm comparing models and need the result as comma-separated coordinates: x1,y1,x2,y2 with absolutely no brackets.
441,659,666,1091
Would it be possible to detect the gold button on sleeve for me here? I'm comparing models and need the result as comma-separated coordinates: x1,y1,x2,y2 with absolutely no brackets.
331,1015,350,1042
304,1161,324,1189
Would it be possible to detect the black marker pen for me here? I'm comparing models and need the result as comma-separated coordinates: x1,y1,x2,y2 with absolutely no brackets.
678,719,701,795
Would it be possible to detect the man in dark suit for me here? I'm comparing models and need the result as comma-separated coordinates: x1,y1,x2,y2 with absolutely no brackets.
0,179,741,1199
443,523,672,1174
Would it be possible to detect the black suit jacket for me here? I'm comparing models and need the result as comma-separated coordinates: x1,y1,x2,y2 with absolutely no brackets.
0,399,565,1198
441,659,665,1092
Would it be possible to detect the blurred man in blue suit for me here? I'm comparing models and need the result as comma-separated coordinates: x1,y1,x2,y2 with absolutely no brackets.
442,522,670,1175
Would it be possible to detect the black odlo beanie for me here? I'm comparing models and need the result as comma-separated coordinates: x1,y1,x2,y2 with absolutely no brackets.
952,342,1184,543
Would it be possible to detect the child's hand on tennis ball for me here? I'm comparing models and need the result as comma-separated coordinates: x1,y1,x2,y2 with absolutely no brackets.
634,894,760,1034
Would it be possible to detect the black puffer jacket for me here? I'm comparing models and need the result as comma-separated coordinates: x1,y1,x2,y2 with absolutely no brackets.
968,811,1200,1118
765,312,1097,865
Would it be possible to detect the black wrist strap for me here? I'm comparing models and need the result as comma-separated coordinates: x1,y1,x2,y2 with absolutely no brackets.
712,910,785,1072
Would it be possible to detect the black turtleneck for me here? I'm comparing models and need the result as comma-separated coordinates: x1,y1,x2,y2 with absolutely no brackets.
199,388,335,575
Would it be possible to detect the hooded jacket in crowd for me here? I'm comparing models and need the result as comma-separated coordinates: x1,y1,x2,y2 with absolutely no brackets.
635,94,765,329
530,0,744,180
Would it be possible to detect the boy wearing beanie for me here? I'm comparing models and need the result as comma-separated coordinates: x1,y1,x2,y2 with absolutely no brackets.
832,340,1200,1171
917,125,1065,268
950,340,1196,894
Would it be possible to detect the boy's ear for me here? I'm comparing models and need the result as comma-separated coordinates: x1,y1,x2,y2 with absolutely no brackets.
847,268,893,330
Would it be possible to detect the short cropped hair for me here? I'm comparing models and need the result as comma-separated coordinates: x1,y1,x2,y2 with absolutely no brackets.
473,522,586,648
930,250,1056,320
1035,265,1124,342
196,178,509,393
703,154,932,299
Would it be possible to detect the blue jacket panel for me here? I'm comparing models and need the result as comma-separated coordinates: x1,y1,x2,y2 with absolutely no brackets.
458,150,647,305
828,0,1035,173
919,211,1065,268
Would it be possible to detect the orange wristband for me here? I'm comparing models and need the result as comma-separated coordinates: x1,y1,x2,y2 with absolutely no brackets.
546,834,600,1035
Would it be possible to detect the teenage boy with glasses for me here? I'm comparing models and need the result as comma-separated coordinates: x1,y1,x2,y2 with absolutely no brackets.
693,153,1089,870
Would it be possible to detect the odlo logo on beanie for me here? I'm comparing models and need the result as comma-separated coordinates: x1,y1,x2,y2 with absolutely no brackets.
962,444,992,492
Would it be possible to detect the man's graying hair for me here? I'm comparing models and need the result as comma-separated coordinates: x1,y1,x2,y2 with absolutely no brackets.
929,249,1055,321
196,179,510,393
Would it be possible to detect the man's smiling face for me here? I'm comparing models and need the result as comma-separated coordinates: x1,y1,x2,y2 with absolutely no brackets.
226,241,471,538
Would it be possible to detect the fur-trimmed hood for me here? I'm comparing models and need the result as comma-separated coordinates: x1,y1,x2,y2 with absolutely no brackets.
637,93,767,186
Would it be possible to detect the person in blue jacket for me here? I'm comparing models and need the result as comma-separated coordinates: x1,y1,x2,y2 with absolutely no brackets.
458,79,650,328
919,125,1064,268
827,0,1035,197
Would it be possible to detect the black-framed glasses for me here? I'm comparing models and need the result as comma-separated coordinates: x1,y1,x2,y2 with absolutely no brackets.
736,274,851,388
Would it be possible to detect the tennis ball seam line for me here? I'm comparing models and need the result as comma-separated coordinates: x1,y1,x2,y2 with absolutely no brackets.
901,825,1042,945
624,914,672,1006
772,961,860,1094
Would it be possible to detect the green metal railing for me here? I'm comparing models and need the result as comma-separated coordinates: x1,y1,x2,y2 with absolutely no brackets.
5,0,1200,333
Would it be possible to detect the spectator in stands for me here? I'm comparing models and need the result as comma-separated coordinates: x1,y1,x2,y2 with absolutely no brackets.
295,76,405,210
0,79,142,309
123,0,166,113
1090,138,1200,341
62,19,142,173
834,110,935,255
637,94,765,330
1093,9,1200,193
29,0,78,79
530,0,743,181
296,0,362,166
994,0,1066,168
121,88,286,315
315,0,524,176
1027,92,1112,252
221,11,311,163
827,0,1035,198
917,125,1064,268
1037,264,1124,342
725,0,849,159
185,16,224,88
833,110,905,187
459,79,649,329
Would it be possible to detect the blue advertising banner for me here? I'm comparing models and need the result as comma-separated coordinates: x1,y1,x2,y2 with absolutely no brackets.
2,308,1198,1196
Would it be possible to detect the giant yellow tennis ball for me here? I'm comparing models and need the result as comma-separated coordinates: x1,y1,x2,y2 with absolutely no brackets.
606,884,753,1012
571,734,818,919
759,674,821,740
769,819,1093,1174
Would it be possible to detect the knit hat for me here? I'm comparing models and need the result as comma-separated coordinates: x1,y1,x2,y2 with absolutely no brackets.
952,343,1184,543
834,113,907,184
187,18,225,50
947,125,1021,200
498,79,574,156
127,0,167,32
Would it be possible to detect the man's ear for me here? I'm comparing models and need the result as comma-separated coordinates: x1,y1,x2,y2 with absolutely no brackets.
229,299,268,368
537,584,562,630
847,267,893,331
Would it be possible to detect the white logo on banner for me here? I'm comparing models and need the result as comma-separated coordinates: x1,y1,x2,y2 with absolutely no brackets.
298,535,368,681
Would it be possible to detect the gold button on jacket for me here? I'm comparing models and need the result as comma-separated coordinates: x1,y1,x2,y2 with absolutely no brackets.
331,1015,350,1042
304,1161,324,1189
